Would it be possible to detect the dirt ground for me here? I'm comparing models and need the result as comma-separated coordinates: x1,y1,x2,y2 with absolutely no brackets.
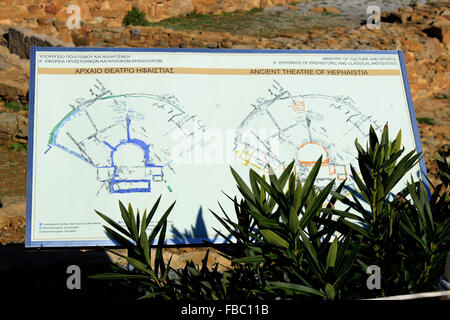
0,145,27,244
150,0,443,38
0,213,25,244
0,145,27,197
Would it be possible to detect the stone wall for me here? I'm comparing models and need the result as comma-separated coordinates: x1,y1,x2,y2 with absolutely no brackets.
8,25,73,59
84,3,449,101
0,0,303,27
0,111,28,145
0,2,448,104
0,2,448,147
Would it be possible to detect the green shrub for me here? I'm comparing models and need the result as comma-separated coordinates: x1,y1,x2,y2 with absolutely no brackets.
3,101,28,112
91,197,177,299
4,101,28,112
7,142,27,153
212,159,362,300
325,126,449,297
122,7,150,26
417,117,434,125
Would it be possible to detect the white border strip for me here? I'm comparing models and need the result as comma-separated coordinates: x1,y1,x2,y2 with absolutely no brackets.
364,290,450,300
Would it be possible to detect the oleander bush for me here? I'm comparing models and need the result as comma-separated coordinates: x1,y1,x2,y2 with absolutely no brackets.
122,7,150,27
91,125,449,300
7,142,27,153
4,101,28,112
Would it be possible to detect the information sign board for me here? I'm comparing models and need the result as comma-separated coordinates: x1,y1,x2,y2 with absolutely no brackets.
25,48,426,247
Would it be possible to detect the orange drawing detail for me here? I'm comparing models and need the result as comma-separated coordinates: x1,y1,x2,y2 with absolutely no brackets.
297,142,348,180
288,101,306,114
298,142,330,166
337,166,347,181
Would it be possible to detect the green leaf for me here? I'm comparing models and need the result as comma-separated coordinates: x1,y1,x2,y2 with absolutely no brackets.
136,208,141,234
141,240,151,267
94,209,132,238
252,173,289,212
148,201,176,244
267,282,326,298
308,219,320,248
299,179,334,229
381,149,404,172
325,283,336,300
161,254,173,282
260,229,289,248
248,208,283,230
221,273,228,296
349,165,370,204
201,250,210,272
128,203,139,240
137,292,164,300
249,169,262,202
298,156,323,211
210,209,240,242
288,177,303,235
392,129,402,153
326,238,338,270
288,205,299,236
369,125,379,151
232,255,275,264
299,230,323,275
326,179,346,209
336,242,360,278
103,226,134,248
340,219,372,239
119,201,133,234
400,222,430,255
380,124,389,149
154,221,167,275
321,208,365,223
230,166,255,202
268,165,283,194
88,273,149,280
279,161,295,189
384,151,421,194
102,247,159,281
146,195,162,228
355,139,365,156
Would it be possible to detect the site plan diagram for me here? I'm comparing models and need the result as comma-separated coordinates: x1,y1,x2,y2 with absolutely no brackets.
48,79,205,196
26,48,425,247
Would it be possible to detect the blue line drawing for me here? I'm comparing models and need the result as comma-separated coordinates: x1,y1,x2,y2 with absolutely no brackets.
44,145,52,154
47,80,205,195
100,113,164,194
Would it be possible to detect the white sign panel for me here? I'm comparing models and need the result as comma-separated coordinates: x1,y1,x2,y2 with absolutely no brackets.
25,48,426,247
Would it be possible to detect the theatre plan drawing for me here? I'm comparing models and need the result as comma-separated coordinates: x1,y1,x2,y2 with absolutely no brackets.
234,80,385,192
46,79,205,195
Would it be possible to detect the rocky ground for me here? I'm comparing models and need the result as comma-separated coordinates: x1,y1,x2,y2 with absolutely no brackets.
155,0,445,37
0,0,448,299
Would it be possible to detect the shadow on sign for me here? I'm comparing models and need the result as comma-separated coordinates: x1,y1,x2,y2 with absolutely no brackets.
170,207,219,245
